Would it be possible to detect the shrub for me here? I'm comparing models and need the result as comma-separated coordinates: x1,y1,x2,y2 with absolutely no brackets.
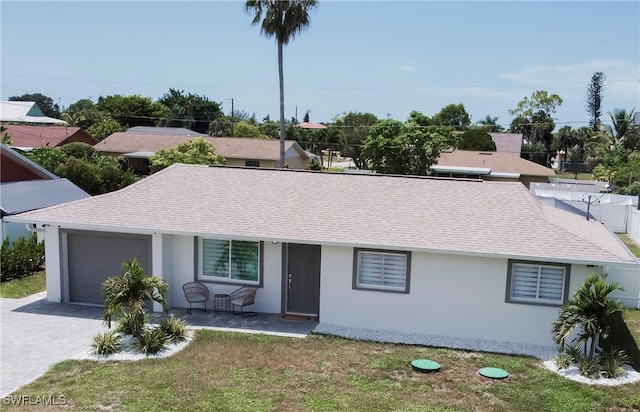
1,234,45,282
116,310,150,336
91,330,122,355
576,356,601,380
133,327,167,355
599,347,628,379
159,315,189,343
307,158,322,171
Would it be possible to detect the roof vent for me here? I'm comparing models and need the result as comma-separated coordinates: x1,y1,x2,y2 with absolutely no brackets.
479,152,493,155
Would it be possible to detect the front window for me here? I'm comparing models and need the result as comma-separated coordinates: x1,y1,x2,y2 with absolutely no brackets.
353,249,410,293
201,239,260,284
506,260,570,305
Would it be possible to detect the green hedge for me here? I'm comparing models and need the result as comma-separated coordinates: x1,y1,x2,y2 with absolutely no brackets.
1,233,45,282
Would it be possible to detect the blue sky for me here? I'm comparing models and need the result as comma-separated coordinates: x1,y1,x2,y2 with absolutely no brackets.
2,1,638,129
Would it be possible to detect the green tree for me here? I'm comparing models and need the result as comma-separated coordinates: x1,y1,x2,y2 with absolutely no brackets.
258,120,280,139
509,90,563,150
552,274,624,362
1,125,12,145
362,119,456,175
149,137,225,173
87,117,125,140
95,95,166,128
476,114,504,132
245,0,318,168
66,98,94,114
331,112,378,169
9,93,59,118
101,259,169,337
233,121,264,138
457,129,496,151
433,103,471,130
157,88,222,134
585,72,606,132
27,146,68,173
604,108,635,145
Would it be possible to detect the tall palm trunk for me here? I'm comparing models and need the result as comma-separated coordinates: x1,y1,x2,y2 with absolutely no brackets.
278,39,285,168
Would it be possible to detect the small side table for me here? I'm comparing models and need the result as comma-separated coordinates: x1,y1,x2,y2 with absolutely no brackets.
214,293,230,312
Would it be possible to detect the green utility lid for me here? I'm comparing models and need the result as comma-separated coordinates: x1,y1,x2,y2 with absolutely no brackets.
411,359,441,373
478,367,509,379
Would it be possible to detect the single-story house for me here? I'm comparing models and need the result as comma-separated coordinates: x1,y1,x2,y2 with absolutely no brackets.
433,149,556,188
2,124,98,150
1,144,89,241
95,132,314,173
295,122,327,130
7,164,638,353
0,101,67,125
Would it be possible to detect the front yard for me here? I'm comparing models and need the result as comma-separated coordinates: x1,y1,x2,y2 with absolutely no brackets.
3,318,640,412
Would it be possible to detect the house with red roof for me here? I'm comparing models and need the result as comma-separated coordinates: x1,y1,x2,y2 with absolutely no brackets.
7,164,638,356
2,124,97,150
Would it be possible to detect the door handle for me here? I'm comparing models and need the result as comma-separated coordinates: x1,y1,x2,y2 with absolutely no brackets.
288,273,292,290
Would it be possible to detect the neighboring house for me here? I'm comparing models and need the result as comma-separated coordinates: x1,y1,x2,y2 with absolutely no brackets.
0,144,89,241
2,124,98,150
125,126,207,136
95,132,314,173
433,150,556,188
295,122,327,130
7,164,639,354
0,101,67,125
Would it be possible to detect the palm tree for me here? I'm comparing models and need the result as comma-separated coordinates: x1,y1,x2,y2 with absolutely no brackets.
245,0,318,168
552,274,624,361
607,108,635,144
476,114,504,132
101,258,168,337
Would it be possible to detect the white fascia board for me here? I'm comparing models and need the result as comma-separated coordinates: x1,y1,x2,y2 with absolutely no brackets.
431,165,491,175
489,172,521,179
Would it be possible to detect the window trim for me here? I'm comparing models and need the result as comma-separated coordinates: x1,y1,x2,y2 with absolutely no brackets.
245,159,260,167
505,259,570,306
197,238,264,287
352,248,411,294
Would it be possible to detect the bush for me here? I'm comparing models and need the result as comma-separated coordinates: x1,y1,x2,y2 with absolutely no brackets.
116,310,150,336
1,234,45,282
599,348,628,379
90,330,122,355
133,327,167,355
159,315,189,343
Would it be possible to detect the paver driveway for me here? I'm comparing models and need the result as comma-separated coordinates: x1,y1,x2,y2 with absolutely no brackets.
0,292,105,397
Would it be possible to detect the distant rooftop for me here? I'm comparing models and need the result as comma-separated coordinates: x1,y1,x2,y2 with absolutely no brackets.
126,126,206,136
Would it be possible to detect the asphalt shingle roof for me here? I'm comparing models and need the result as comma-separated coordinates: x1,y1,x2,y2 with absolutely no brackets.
9,164,637,266
437,150,556,177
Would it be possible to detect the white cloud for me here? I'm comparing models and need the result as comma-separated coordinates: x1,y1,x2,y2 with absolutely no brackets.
396,65,416,73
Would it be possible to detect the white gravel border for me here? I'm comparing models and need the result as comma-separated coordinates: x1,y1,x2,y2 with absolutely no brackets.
543,360,640,386
73,330,194,362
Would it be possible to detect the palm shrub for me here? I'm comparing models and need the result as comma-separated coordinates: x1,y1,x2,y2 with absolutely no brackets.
552,274,627,378
159,315,189,343
91,330,122,355
101,258,168,337
133,326,167,355
116,309,150,336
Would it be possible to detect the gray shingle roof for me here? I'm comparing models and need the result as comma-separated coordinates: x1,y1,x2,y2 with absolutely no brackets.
1,179,89,215
8,164,637,266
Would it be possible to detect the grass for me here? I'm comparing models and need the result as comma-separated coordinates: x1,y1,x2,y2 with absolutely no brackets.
0,271,46,298
617,233,640,258
3,330,640,412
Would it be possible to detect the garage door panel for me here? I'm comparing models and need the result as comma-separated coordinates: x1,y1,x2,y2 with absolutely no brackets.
67,232,151,305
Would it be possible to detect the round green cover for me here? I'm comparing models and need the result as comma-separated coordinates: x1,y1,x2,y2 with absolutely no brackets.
478,367,509,379
411,359,441,372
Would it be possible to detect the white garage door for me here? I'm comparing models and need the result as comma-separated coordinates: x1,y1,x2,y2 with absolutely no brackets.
66,231,151,305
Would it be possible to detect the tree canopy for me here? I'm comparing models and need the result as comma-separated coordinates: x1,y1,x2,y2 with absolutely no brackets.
149,137,225,173
95,95,166,128
330,112,378,169
157,88,223,134
457,129,496,151
362,117,457,175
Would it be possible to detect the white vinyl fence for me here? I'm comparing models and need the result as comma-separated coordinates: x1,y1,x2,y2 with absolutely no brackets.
628,206,640,244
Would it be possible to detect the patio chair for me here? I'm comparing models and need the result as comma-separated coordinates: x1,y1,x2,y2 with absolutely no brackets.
229,286,257,318
182,282,210,314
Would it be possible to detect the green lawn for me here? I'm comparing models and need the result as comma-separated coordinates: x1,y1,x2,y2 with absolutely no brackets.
3,330,640,412
554,171,595,181
0,271,46,298
618,233,640,258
